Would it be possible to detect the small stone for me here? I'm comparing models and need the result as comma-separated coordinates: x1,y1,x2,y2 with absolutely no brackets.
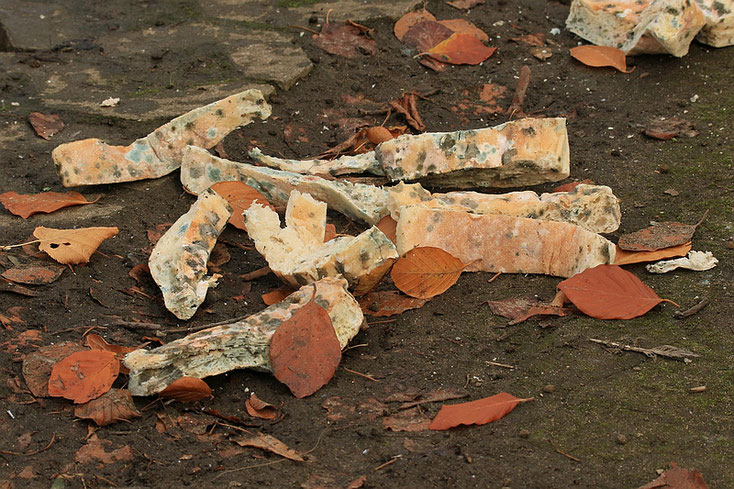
616,434,627,445
543,384,556,393
724,238,734,250
658,164,670,173
663,188,680,196
519,429,530,439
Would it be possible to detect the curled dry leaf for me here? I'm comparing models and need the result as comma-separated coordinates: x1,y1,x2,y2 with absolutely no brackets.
210,181,274,231
233,432,304,461
74,388,141,426
429,392,533,430
28,112,64,140
48,350,120,404
314,21,377,58
618,214,705,252
389,92,425,132
391,247,466,299
570,45,634,73
0,191,98,218
269,300,341,398
159,377,213,402
262,286,295,306
1,264,64,285
394,10,436,40
245,393,279,420
425,33,497,65
365,126,394,145
22,342,86,397
358,290,428,317
637,462,709,489
558,265,677,320
34,226,119,264
614,242,692,266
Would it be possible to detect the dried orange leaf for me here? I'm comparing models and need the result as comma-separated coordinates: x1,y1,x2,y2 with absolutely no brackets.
391,247,466,299
0,191,97,218
74,389,141,426
262,287,295,305
438,18,489,42
314,21,377,58
394,10,436,41
425,33,497,65
402,20,453,71
159,377,213,402
48,350,120,404
269,300,341,398
1,264,64,285
210,181,273,231
85,334,138,356
245,393,279,420
376,215,397,244
614,242,692,265
324,223,337,242
558,264,676,320
233,432,304,461
22,342,86,397
358,290,428,316
28,112,64,140
34,226,118,264
365,126,394,145
570,45,634,73
429,392,533,430
638,462,709,489
618,215,705,251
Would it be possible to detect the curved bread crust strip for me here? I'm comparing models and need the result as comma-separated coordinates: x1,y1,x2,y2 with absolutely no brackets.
396,206,615,278
149,189,232,320
52,89,271,186
124,278,362,396
249,147,380,176
181,146,389,225
388,182,621,234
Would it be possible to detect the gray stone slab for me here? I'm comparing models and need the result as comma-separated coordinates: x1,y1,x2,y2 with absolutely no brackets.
230,32,312,90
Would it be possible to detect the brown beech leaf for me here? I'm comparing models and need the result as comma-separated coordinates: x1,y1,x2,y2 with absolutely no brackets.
486,298,572,325
570,45,634,73
429,392,533,430
510,33,546,47
638,462,709,489
262,286,295,305
233,432,304,461
269,300,341,398
74,388,141,426
552,179,594,193
438,18,489,42
75,434,133,465
1,264,64,285
48,350,120,404
391,247,466,299
394,10,436,41
159,377,213,402
245,393,279,420
314,21,377,58
22,342,86,397
28,112,64,140
389,92,425,132
358,290,428,316
614,242,692,265
85,334,138,355
376,215,397,244
643,117,698,140
402,21,453,71
211,181,274,231
34,226,119,264
0,191,98,218
447,0,484,9
384,407,431,432
365,126,394,144
618,214,705,252
558,265,677,320
425,33,497,65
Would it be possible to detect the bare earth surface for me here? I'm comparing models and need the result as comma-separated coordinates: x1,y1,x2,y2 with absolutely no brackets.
0,1,732,488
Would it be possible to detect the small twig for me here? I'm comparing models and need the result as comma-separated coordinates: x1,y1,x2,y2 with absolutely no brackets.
343,366,379,382
95,475,118,487
289,24,320,35
374,455,402,471
487,271,502,283
0,433,56,456
343,343,369,352
508,65,531,119
53,325,106,335
485,360,516,369
239,266,271,281
0,239,41,251
367,319,397,325
673,297,709,319
589,338,699,361
548,439,581,463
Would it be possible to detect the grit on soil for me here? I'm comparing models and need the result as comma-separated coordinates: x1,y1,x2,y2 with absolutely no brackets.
0,1,732,488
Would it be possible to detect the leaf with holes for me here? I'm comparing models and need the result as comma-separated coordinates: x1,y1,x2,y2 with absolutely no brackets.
74,389,141,426
210,181,273,231
269,300,341,398
0,191,98,218
159,377,213,402
614,242,692,265
359,290,428,316
429,392,533,430
425,33,497,65
48,350,120,404
570,45,634,73
558,265,677,320
33,226,118,264
391,247,466,299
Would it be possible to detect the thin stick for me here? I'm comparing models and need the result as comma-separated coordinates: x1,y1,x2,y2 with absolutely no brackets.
590,338,699,360
485,360,516,369
549,439,581,463
508,65,531,119
673,297,709,319
487,271,502,283
289,25,319,35
343,343,369,352
375,455,402,471
0,433,56,456
0,239,41,251
95,475,118,487
367,319,397,325
239,266,271,281
343,367,379,382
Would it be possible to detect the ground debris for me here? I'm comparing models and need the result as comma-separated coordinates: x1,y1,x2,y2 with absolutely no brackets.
646,251,718,273
590,338,700,361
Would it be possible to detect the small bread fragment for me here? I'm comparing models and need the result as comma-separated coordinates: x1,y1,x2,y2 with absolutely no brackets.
52,89,271,186
149,189,232,320
245,191,398,289
124,277,362,396
396,206,615,278
250,118,570,188
695,0,734,47
182,146,389,225
387,182,621,234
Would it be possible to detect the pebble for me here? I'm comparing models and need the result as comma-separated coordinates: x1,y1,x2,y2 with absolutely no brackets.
616,434,628,445
543,384,555,393
519,429,530,439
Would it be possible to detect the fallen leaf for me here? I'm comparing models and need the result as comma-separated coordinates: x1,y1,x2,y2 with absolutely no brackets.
34,226,119,264
208,242,231,269
1,264,63,285
48,350,120,404
376,215,397,244
570,45,634,73
558,265,676,320
74,389,141,426
391,247,466,299
322,397,387,423
530,47,553,61
128,263,151,284
394,10,437,41
211,181,274,231
614,243,692,265
358,290,428,316
511,33,546,47
486,298,572,325
643,118,698,140
425,33,497,65
269,300,341,398
245,393,279,420
159,377,213,402
16,466,36,480
638,462,709,489
262,286,295,305
552,179,594,193
389,92,425,132
233,432,304,461
365,126,394,144
85,334,138,355
0,306,25,328
402,21,453,71
664,188,680,197
384,407,431,432
314,21,377,58
437,18,489,42
398,388,468,410
0,191,98,218
28,112,64,140
0,277,39,296
618,214,705,251
429,392,533,430
347,475,367,489
447,0,484,8
21,342,85,397
75,434,133,464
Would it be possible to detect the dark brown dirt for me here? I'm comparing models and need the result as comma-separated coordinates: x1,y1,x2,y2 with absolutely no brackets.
1,1,732,488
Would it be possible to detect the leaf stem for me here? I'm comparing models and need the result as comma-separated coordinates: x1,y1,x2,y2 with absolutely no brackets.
0,239,40,251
